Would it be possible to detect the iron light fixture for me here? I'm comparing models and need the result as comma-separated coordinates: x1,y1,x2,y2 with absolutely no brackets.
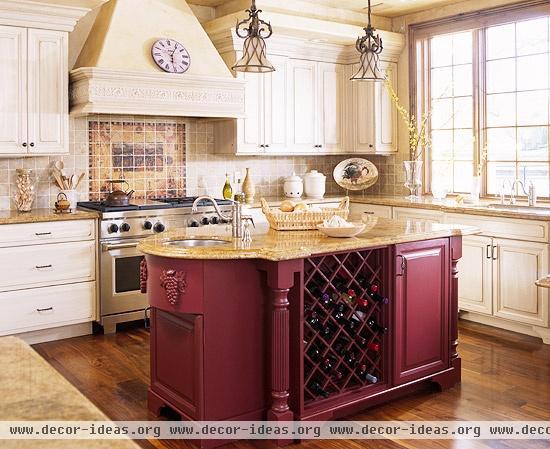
232,0,275,73
351,0,385,82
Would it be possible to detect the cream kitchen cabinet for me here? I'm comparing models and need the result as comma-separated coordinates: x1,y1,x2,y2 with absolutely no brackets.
350,202,392,219
215,55,288,154
392,207,443,223
0,25,68,156
0,219,97,342
347,61,398,155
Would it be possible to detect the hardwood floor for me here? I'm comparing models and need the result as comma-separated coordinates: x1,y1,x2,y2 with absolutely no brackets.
33,320,550,449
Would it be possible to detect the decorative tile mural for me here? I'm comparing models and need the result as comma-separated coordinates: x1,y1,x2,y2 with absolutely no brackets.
88,119,186,200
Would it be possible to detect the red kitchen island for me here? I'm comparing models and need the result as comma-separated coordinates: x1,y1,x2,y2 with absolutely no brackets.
137,217,478,445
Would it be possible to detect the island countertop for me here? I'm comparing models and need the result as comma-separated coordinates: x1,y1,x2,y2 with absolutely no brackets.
137,217,479,261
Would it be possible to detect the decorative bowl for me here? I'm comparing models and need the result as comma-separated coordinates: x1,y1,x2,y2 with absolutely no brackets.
316,223,366,238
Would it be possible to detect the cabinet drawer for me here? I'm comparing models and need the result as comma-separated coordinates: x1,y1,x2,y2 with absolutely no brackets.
0,219,95,247
0,281,94,335
350,203,392,219
393,207,443,223
444,213,548,243
0,241,95,291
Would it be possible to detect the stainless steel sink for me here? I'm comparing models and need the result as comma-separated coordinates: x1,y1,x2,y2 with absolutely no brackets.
485,204,550,213
164,239,231,247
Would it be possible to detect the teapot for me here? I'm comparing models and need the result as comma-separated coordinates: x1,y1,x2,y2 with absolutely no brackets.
105,180,135,207
54,192,71,213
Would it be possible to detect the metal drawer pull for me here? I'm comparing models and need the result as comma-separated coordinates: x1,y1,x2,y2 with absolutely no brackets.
486,244,492,259
35,232,52,236
35,264,53,269
492,245,498,260
36,307,53,312
396,255,406,276
102,242,139,251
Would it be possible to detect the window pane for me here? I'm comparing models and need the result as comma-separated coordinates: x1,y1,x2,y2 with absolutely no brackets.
487,93,516,127
432,161,453,191
517,54,549,91
453,161,473,192
431,67,453,98
453,32,473,64
518,163,550,197
487,23,515,60
486,58,516,93
432,130,453,159
516,17,549,56
454,129,474,160
487,162,516,194
453,97,473,128
517,90,549,125
431,34,453,67
431,98,453,129
518,127,548,161
453,64,473,96
487,127,516,161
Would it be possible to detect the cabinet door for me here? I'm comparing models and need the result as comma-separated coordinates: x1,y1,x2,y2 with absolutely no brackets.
237,70,264,153
349,203,392,219
150,310,204,419
394,239,450,385
287,59,317,152
351,64,375,153
0,26,27,155
27,29,68,154
458,235,493,315
264,55,288,153
317,62,344,153
374,62,397,154
493,239,549,327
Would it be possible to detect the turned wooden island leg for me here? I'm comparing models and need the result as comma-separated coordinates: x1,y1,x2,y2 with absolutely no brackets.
259,259,301,447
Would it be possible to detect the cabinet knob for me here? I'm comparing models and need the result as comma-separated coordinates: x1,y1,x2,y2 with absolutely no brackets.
369,144,374,148
22,142,27,147
29,142,35,147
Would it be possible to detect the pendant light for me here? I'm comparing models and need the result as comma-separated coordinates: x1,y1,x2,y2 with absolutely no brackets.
232,0,275,73
351,0,385,82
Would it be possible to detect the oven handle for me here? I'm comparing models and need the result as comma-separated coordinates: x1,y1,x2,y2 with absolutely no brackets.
102,242,140,251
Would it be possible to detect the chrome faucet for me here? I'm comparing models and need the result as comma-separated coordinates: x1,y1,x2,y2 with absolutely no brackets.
192,196,251,239
512,179,537,207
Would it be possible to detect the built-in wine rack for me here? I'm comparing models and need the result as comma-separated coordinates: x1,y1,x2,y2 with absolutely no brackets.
303,249,387,405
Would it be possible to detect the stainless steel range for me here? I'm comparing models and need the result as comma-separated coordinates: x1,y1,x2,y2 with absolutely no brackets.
78,197,233,334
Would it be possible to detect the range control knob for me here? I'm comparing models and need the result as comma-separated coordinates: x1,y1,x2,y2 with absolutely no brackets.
189,220,199,228
210,216,219,225
143,221,153,230
153,223,165,233
120,223,131,232
108,223,119,233
201,217,210,225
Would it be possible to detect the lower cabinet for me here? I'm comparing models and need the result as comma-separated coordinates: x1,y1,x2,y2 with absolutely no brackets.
349,203,392,219
394,239,450,385
458,235,548,327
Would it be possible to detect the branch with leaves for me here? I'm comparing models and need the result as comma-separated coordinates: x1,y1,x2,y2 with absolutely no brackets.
385,79,431,162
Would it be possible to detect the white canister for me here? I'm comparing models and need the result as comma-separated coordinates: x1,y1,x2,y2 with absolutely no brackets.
283,173,303,198
304,170,326,199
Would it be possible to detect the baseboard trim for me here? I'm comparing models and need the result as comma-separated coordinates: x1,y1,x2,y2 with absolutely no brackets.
459,311,544,341
16,322,93,345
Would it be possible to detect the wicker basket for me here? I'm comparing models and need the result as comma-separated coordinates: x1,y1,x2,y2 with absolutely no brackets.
261,197,350,231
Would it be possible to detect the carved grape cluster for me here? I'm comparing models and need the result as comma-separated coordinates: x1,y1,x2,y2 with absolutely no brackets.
160,269,187,305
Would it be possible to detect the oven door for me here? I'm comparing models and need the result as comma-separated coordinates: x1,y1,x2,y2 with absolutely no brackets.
100,239,147,316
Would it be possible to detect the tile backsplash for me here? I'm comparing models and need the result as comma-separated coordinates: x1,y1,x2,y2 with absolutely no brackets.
0,114,404,211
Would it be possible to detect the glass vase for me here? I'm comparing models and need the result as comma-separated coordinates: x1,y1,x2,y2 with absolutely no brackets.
403,161,423,200
13,169,37,212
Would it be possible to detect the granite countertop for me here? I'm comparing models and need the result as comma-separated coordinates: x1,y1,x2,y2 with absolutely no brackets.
138,217,479,262
0,336,140,449
349,194,550,221
536,275,550,288
0,208,99,225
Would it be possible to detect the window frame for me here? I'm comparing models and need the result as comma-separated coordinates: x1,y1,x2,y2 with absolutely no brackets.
409,0,550,198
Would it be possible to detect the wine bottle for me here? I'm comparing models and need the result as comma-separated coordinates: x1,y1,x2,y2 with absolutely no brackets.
307,312,322,331
358,364,378,384
331,303,347,324
306,345,322,362
309,381,329,398
320,293,334,310
344,351,357,367
321,357,344,380
368,342,380,352
321,322,335,340
367,317,387,334
345,316,362,336
359,279,389,304
333,336,350,355
356,297,369,311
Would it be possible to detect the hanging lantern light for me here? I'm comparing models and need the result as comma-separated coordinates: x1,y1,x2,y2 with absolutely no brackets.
232,0,275,73
351,0,385,81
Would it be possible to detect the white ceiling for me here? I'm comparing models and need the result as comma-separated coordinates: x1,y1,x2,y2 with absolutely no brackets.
187,0,461,18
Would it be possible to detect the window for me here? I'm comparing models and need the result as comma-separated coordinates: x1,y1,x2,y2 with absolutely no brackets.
414,6,550,197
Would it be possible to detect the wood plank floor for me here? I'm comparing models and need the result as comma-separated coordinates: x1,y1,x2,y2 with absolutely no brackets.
33,320,550,449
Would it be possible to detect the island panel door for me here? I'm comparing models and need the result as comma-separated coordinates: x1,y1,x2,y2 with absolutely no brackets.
393,239,450,385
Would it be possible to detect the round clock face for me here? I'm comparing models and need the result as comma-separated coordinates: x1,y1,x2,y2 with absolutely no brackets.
151,38,191,74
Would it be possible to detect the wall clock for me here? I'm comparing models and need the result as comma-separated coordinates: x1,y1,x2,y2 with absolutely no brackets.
151,38,191,74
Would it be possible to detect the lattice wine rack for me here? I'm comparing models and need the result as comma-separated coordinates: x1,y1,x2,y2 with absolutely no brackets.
302,249,388,406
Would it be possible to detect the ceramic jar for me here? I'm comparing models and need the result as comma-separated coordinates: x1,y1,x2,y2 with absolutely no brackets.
242,168,256,204
283,173,303,198
13,169,37,212
303,170,326,199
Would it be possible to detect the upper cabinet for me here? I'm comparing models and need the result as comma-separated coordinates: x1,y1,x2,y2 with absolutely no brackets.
209,26,404,156
0,0,84,158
